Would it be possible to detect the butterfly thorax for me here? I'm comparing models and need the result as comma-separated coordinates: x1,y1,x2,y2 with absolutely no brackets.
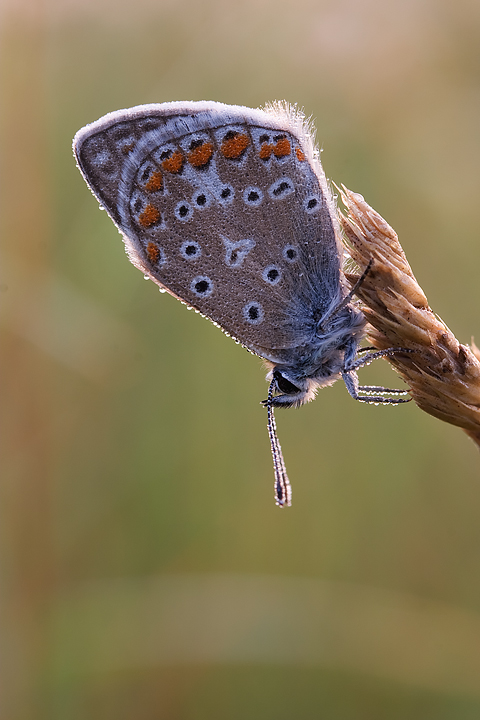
267,301,366,408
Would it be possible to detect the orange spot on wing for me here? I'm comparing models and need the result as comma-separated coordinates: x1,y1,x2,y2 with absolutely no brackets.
146,242,161,264
221,133,249,159
162,150,184,173
145,170,163,192
122,142,135,154
259,143,273,159
295,147,306,161
187,142,214,167
138,204,160,228
274,138,291,157
259,138,291,159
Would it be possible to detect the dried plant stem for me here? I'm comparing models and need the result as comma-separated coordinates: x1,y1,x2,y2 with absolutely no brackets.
338,186,480,449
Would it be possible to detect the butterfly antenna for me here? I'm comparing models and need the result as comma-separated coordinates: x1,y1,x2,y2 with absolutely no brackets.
266,380,292,507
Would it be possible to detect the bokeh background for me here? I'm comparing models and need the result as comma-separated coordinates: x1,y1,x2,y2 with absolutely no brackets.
2,0,480,717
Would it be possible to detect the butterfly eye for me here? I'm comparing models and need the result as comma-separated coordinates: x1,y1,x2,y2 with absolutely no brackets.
273,370,301,395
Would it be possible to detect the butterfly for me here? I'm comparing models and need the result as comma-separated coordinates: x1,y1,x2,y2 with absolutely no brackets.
73,101,410,507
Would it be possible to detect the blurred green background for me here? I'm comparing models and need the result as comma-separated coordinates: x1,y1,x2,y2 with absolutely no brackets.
2,0,480,717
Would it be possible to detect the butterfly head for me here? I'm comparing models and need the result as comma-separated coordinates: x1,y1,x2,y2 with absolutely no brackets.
265,301,366,408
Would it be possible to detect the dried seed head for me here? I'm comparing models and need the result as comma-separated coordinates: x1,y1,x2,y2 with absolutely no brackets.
338,186,480,446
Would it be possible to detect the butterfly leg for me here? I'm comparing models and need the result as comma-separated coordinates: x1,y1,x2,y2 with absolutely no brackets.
342,368,411,405
354,348,411,394
348,347,414,371
318,260,374,330
358,385,410,396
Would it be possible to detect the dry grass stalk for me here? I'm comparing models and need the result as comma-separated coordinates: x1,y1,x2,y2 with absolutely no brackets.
338,186,480,448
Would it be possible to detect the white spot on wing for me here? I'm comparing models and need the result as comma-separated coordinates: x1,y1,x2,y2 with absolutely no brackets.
221,236,255,267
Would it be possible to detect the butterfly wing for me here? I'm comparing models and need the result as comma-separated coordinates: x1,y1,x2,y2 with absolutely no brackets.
73,101,344,363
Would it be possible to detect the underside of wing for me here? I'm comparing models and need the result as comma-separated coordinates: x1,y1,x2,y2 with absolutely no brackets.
73,102,344,359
